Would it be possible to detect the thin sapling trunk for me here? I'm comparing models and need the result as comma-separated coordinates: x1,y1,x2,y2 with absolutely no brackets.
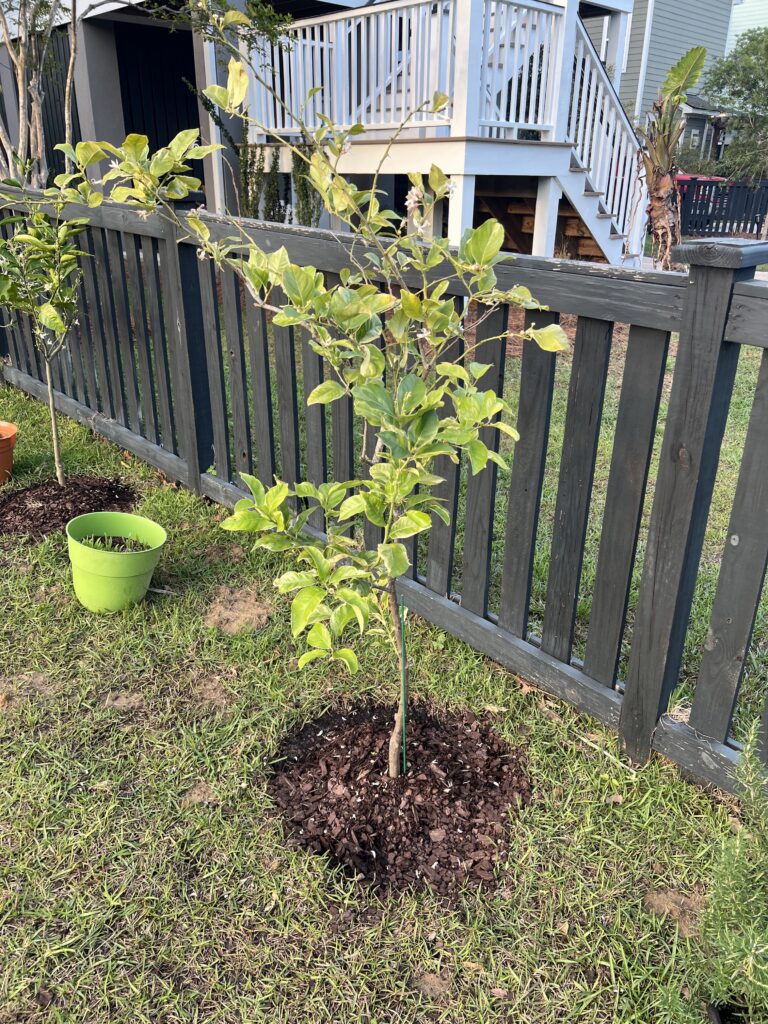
387,583,408,779
44,355,65,487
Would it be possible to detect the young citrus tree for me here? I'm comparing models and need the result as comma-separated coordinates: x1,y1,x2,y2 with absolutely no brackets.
0,202,89,486
73,9,568,776
0,133,214,487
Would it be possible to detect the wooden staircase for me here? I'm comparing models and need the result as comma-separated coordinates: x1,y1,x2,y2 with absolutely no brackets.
476,179,612,261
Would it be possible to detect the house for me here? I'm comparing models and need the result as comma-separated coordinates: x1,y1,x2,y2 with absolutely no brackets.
242,0,645,264
726,0,768,50
1,0,647,265
580,0,734,124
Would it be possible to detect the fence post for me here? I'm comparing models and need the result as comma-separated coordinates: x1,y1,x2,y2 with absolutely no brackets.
158,220,205,494
619,238,766,763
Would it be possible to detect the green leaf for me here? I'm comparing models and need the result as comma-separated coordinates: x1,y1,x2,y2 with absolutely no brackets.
74,141,104,167
661,46,706,102
466,439,488,475
530,323,570,352
464,219,505,264
335,588,370,631
220,510,272,532
223,8,252,26
330,603,356,636
307,621,332,650
168,129,200,159
238,472,266,505
298,649,328,669
389,510,432,540
204,84,229,110
333,648,359,674
253,535,294,552
149,149,177,179
307,380,346,405
291,587,325,637
400,290,422,318
121,133,150,161
338,494,366,521
428,164,447,192
37,303,65,336
469,362,492,380
227,58,249,109
275,571,317,593
352,381,395,426
378,542,410,578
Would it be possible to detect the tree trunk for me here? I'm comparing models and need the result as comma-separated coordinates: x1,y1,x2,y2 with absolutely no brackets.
647,171,680,271
45,357,65,487
387,583,408,779
64,0,78,172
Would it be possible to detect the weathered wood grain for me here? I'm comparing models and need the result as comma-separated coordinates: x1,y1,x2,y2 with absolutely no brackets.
541,316,613,664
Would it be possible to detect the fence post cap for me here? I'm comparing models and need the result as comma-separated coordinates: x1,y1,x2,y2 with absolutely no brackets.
673,238,768,270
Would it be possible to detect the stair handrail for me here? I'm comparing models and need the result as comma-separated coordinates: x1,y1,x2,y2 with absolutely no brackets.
569,18,640,236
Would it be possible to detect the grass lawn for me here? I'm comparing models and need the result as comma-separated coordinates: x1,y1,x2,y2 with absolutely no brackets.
0,384,747,1023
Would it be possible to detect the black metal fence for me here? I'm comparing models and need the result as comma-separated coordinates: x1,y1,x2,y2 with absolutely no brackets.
2,198,767,793
679,176,768,238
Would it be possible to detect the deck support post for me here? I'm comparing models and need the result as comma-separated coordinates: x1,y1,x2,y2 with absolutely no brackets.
532,177,562,257
604,12,629,91
551,0,580,141
447,175,476,245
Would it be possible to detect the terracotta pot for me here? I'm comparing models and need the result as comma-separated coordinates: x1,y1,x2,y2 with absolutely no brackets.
0,421,18,484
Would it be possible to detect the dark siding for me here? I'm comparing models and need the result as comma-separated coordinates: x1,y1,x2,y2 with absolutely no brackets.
114,21,199,153
42,28,81,177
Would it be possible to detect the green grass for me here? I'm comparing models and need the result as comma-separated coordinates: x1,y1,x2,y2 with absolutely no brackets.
0,385,750,1023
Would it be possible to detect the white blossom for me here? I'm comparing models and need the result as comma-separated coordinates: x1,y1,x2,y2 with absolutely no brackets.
405,186,423,214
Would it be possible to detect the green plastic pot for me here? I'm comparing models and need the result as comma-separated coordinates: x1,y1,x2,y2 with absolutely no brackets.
66,511,167,613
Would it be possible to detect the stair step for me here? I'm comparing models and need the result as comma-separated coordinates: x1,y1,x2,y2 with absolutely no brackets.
596,212,614,220
583,190,604,198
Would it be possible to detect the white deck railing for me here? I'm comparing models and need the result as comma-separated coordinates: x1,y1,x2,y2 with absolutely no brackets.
248,0,567,139
477,0,562,137
249,0,459,136
567,20,640,235
247,0,641,240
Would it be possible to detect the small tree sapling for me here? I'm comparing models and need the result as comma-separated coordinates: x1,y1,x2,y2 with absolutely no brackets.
71,9,569,777
0,204,89,486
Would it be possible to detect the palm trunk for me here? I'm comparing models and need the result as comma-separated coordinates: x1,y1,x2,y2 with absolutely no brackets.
387,582,408,779
45,358,65,487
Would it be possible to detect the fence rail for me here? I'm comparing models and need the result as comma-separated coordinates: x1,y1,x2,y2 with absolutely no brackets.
679,177,768,238
2,198,767,793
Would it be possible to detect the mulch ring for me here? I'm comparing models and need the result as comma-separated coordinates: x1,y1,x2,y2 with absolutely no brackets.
268,703,532,896
0,476,135,538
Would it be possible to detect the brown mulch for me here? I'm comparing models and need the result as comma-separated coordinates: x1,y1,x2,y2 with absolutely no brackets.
0,476,135,538
268,703,532,896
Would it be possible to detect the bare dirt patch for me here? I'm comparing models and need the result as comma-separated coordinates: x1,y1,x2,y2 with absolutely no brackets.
194,674,234,709
0,476,135,538
412,971,451,1002
104,691,145,712
181,781,218,807
269,703,532,896
204,586,273,635
0,672,55,710
644,887,704,938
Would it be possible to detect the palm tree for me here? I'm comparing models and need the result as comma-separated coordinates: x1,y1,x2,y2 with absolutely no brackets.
636,47,706,269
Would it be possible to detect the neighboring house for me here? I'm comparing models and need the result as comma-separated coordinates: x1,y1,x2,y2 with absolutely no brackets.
584,0,734,121
726,0,768,50
678,93,729,160
0,0,647,265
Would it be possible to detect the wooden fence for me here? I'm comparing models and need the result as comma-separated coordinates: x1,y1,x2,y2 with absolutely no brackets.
679,176,768,238
1,199,767,793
